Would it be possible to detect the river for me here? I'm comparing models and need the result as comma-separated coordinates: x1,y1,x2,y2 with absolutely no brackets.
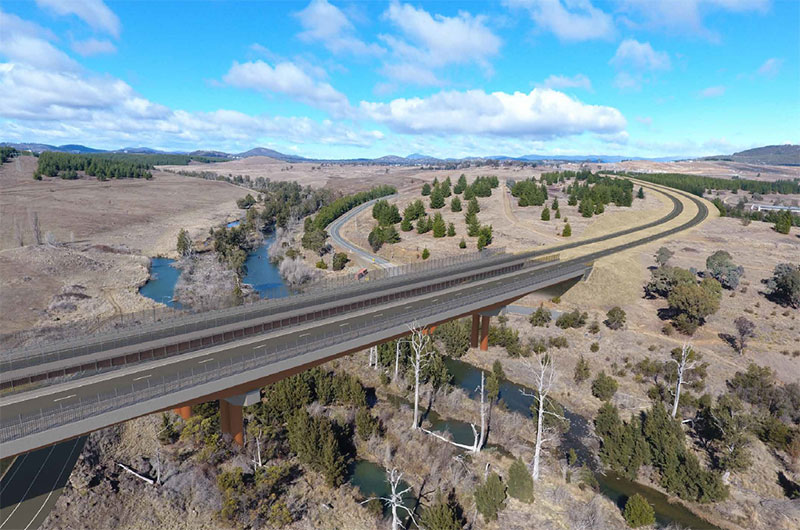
139,233,288,305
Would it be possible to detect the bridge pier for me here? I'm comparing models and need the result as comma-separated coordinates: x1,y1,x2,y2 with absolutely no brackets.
173,406,192,420
219,389,261,446
470,314,480,348
480,316,491,351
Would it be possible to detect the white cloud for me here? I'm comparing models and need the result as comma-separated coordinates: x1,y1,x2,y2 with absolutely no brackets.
360,88,626,138
613,71,642,91
610,39,671,71
72,38,116,56
294,0,383,56
505,0,615,41
379,2,501,86
0,11,80,71
222,60,351,117
538,73,593,91
699,85,726,98
756,57,783,78
35,0,121,38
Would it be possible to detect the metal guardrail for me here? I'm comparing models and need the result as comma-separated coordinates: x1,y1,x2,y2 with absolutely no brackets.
0,248,510,372
0,260,589,443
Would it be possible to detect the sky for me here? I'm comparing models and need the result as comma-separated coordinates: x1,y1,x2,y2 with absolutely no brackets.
0,0,798,159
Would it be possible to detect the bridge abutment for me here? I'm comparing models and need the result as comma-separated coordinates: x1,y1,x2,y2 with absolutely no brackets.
220,390,260,446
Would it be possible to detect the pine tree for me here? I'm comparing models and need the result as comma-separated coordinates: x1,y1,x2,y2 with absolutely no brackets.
541,207,551,221
401,217,413,231
447,222,456,237
637,187,645,199
432,213,446,237
422,182,431,196
474,472,506,521
507,459,534,503
775,210,792,234
574,355,591,383
451,196,462,212
430,187,445,209
420,490,465,530
562,223,572,237
623,494,655,528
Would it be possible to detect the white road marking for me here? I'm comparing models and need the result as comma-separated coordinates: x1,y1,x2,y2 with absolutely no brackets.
52,394,75,403
0,445,56,528
133,375,151,381
253,344,267,349
198,358,214,364
23,437,83,530
339,323,350,327
373,313,383,317
298,333,310,338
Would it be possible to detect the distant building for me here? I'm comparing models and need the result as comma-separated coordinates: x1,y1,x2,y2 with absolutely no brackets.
748,203,800,213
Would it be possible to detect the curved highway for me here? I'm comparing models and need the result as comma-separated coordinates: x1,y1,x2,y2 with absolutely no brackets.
0,180,708,530
326,195,396,268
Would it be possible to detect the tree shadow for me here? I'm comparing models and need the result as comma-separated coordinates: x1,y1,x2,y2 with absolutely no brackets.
656,307,679,321
718,333,738,351
778,471,800,499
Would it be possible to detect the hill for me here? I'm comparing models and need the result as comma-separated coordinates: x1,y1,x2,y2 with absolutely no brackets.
731,144,800,166
236,147,307,163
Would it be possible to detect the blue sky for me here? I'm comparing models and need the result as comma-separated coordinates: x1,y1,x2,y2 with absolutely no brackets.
0,0,797,158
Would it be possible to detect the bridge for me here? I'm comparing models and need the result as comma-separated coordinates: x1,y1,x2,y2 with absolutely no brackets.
0,182,709,457
0,181,708,529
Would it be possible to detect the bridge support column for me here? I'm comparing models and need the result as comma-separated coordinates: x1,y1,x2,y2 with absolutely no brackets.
479,316,491,351
173,405,192,420
470,314,480,348
220,389,260,446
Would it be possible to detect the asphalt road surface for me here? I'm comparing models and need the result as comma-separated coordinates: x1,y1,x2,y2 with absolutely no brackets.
327,195,395,268
0,436,85,530
0,181,706,529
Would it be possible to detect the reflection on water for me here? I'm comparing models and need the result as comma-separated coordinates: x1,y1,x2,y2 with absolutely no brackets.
138,258,182,308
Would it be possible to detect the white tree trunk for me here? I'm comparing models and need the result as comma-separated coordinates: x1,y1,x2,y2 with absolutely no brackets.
671,343,694,419
413,357,421,430
478,371,487,450
408,324,430,431
533,390,545,481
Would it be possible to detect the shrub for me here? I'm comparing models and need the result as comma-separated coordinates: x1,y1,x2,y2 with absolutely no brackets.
556,309,587,329
420,490,465,530
459,238,467,249
562,223,572,237
605,307,626,330
549,336,568,348
474,472,506,522
507,459,534,503
764,263,800,308
574,356,591,383
623,494,655,528
422,248,430,260
355,408,379,441
592,372,618,401
590,342,599,353
706,250,744,290
529,305,551,327
332,252,349,271
541,207,551,221
315,259,327,269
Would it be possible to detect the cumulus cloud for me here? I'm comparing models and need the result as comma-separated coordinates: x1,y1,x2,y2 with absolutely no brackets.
505,0,615,41
359,88,626,138
379,2,501,86
756,57,783,78
222,60,351,117
610,39,671,71
699,85,726,98
538,73,593,91
35,0,121,38
0,11,80,71
71,38,116,56
294,0,383,56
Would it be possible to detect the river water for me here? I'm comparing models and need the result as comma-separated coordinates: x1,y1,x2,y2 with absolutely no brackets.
139,233,288,305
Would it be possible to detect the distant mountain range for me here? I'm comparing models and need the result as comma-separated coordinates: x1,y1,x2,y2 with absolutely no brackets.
701,145,800,166
2,141,797,166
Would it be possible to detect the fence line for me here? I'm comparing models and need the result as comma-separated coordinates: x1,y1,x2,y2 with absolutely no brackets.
0,260,589,443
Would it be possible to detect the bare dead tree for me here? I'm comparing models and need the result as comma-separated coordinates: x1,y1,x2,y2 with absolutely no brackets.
670,343,697,418
408,322,432,430
423,370,486,453
29,210,42,245
360,468,416,530
521,355,563,481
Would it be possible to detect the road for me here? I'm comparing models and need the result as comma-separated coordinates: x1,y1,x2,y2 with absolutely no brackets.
0,436,85,530
0,181,707,529
327,195,395,268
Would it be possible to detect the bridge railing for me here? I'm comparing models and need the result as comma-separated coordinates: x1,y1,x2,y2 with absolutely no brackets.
0,260,591,444
0,248,512,372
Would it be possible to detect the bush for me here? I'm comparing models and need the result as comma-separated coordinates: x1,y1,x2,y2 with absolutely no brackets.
529,305,551,327
450,196,462,212
459,238,466,249
623,494,655,528
332,252,349,271
706,250,744,290
764,263,800,308
355,408,379,441
556,309,587,329
422,248,430,260
562,223,572,237
549,336,568,348
590,342,599,353
474,472,506,522
315,259,327,269
507,459,534,503
574,355,591,383
592,372,618,401
420,490,465,530
541,207,551,221
605,307,626,330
